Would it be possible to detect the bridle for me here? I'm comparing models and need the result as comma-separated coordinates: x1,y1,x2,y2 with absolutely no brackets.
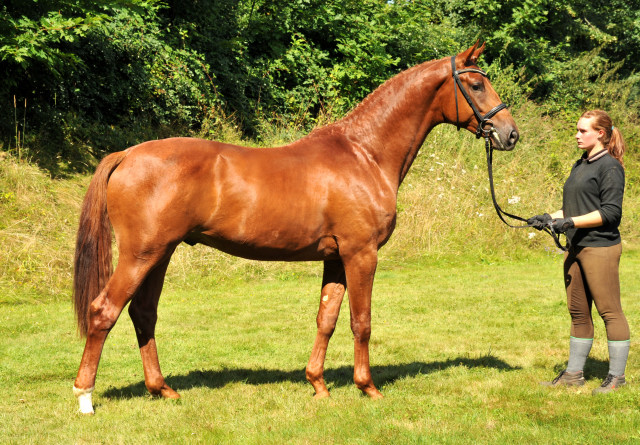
450,56,569,251
451,56,507,140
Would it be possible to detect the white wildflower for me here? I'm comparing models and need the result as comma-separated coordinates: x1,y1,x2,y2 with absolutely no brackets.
528,232,536,239
508,196,521,205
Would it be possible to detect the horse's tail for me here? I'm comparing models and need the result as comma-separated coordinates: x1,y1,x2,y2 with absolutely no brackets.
73,151,128,337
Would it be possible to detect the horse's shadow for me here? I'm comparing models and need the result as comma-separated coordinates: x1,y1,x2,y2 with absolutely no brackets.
102,354,521,399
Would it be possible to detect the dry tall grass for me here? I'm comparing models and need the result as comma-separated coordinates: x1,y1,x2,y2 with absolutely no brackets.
1,103,638,303
0,159,86,301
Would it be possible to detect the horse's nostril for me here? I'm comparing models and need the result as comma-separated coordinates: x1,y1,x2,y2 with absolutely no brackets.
509,130,519,144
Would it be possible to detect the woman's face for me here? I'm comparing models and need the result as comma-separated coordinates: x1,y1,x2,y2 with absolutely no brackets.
575,117,604,152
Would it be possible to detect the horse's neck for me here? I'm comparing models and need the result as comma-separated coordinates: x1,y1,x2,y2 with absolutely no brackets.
334,60,446,190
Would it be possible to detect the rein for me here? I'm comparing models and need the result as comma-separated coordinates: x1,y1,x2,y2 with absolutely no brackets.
450,56,569,252
484,138,569,251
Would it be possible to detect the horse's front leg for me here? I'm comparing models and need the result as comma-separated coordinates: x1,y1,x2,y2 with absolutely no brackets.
306,259,346,398
343,247,383,399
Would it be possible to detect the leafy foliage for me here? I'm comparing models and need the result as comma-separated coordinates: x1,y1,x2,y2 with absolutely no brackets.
0,1,220,172
1,0,639,172
447,0,640,105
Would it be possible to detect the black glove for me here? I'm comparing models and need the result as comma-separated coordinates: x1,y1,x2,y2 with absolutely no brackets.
551,217,575,233
527,213,552,230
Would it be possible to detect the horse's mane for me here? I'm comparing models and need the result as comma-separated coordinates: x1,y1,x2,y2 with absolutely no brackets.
302,58,443,140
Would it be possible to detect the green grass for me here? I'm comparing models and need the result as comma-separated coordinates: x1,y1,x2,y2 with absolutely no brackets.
0,157,85,302
2,102,640,442
2,252,640,443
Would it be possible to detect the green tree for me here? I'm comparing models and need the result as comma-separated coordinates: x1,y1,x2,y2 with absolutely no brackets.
2,0,638,171
447,0,640,105
1,1,221,172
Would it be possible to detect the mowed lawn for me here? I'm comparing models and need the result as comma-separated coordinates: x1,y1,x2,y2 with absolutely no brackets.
2,249,640,444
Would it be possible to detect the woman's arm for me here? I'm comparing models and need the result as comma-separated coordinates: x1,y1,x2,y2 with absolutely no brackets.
550,210,603,229
530,209,601,229
570,210,603,229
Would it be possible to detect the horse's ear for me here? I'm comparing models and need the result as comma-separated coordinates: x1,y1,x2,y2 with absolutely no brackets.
465,41,485,67
455,41,481,68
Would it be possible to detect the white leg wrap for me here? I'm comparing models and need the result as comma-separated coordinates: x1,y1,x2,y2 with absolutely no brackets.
73,385,95,415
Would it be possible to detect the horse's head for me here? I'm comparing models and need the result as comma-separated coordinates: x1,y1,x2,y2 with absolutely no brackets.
444,42,519,151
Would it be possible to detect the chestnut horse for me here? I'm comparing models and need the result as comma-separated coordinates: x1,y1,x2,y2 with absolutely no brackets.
72,43,519,414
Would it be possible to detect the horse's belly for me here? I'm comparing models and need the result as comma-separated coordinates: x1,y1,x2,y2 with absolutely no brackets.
184,232,339,262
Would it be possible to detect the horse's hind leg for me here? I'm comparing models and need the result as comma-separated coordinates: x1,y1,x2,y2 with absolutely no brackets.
128,255,179,399
306,259,346,398
74,251,169,414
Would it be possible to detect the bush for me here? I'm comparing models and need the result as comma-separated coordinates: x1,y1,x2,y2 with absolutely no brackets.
1,1,223,174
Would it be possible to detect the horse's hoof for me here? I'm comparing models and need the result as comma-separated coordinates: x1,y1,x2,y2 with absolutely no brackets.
160,386,181,399
362,387,384,399
313,390,330,399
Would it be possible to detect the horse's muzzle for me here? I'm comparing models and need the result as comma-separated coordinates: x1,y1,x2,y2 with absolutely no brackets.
492,127,519,151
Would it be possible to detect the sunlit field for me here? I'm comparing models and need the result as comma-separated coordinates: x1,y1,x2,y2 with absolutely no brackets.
2,251,640,443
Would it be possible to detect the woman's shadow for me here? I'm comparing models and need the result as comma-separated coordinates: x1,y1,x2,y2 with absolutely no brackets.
102,354,523,399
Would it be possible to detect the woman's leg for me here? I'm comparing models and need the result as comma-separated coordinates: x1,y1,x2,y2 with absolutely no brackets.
565,249,594,373
578,244,629,381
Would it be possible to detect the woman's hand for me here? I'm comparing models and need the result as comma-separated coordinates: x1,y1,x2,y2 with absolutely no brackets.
551,217,575,233
527,213,552,230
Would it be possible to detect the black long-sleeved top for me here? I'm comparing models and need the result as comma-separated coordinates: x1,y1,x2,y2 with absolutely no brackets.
562,149,625,247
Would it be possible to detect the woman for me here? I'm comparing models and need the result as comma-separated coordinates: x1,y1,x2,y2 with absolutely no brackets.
528,109,629,394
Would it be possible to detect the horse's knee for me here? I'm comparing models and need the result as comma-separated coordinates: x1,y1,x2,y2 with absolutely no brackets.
87,305,119,334
316,319,337,338
87,315,116,336
87,291,127,334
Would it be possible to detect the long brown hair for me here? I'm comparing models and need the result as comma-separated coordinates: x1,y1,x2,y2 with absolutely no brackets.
580,109,626,167
73,151,127,336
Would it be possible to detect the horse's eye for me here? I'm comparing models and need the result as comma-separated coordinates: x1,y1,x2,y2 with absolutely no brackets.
471,84,483,92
